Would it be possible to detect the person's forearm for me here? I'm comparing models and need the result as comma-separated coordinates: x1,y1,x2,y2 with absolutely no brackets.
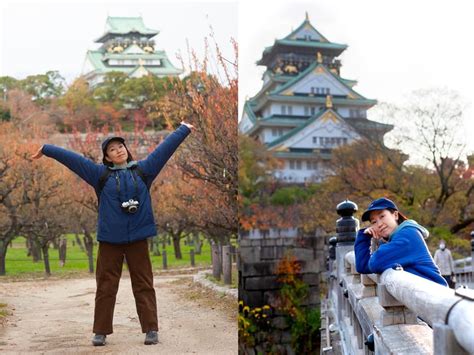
139,124,191,179
42,144,100,187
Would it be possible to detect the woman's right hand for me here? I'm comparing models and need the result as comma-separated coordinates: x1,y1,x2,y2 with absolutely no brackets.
31,146,44,160
364,226,383,240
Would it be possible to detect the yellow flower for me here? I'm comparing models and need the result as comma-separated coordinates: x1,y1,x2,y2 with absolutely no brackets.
255,307,262,313
263,305,271,310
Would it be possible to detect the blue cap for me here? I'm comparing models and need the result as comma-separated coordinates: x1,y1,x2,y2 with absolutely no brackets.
102,136,125,155
361,197,399,222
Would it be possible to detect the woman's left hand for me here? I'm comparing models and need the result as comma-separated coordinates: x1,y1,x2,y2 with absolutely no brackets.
180,121,194,131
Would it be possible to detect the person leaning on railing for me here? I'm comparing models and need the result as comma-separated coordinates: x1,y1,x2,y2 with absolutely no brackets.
354,197,447,286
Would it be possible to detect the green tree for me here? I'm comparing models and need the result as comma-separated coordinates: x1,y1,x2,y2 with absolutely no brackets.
19,71,65,105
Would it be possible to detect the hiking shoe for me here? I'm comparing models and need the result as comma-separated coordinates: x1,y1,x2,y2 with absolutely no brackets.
92,334,106,346
144,331,158,345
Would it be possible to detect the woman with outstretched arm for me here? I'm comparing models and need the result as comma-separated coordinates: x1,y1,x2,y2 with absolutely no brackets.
32,122,193,346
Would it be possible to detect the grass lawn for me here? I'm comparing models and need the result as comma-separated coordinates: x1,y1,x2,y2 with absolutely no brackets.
3,234,212,277
205,266,238,289
0,303,8,318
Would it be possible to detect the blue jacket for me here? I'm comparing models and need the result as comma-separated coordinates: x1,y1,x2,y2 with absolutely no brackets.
354,220,447,286
42,124,191,244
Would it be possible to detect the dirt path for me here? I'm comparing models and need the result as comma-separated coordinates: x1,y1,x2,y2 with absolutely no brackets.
0,273,237,354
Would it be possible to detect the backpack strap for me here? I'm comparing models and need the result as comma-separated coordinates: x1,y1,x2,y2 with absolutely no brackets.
96,168,113,201
95,165,148,202
130,165,148,188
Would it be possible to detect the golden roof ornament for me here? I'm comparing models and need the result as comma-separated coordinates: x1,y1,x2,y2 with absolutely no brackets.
317,52,323,64
143,45,154,53
283,64,298,74
305,11,309,21
112,45,124,53
326,95,333,109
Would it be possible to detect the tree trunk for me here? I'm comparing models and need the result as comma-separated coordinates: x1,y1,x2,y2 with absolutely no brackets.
193,233,202,254
52,237,59,250
29,238,42,262
152,236,161,256
75,234,85,252
172,234,182,259
83,232,94,273
42,243,51,276
0,240,7,276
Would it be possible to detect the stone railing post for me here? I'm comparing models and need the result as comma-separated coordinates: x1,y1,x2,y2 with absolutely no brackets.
335,200,358,323
376,268,418,326
335,200,358,281
162,250,167,270
190,249,195,267
212,243,222,280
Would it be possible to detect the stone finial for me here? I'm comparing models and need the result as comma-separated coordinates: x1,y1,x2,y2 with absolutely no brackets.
335,200,359,244
336,200,358,217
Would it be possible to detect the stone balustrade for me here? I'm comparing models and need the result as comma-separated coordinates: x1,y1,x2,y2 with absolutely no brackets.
321,200,474,355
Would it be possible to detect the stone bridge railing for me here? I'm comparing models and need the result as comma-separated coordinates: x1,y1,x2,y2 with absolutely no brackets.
321,200,474,355
454,256,473,285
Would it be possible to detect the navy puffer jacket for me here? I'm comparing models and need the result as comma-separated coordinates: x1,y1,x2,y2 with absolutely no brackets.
42,124,191,244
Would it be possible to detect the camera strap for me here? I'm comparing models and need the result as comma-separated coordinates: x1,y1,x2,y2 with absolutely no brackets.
114,170,139,201
96,166,146,203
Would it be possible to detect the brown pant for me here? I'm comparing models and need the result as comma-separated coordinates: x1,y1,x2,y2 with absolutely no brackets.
93,239,158,335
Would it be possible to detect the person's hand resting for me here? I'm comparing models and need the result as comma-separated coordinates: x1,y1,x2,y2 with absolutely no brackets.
363,226,385,241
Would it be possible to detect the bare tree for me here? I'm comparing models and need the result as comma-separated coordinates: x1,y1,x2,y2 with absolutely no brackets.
370,88,471,227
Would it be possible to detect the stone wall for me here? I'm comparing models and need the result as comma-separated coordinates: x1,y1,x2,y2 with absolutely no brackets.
238,235,326,353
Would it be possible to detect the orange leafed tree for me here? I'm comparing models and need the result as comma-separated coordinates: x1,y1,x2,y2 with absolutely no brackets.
159,36,238,238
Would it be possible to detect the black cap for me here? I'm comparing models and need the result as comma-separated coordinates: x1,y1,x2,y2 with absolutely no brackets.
361,197,399,222
102,136,125,155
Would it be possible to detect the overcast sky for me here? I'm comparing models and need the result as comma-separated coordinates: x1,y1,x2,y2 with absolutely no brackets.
1,0,473,153
239,0,474,153
0,0,237,81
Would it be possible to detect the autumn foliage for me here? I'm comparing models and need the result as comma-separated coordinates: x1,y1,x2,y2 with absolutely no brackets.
0,35,238,274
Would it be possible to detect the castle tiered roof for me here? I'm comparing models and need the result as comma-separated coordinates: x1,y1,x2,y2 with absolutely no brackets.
82,16,182,85
95,16,159,43
240,13,393,183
